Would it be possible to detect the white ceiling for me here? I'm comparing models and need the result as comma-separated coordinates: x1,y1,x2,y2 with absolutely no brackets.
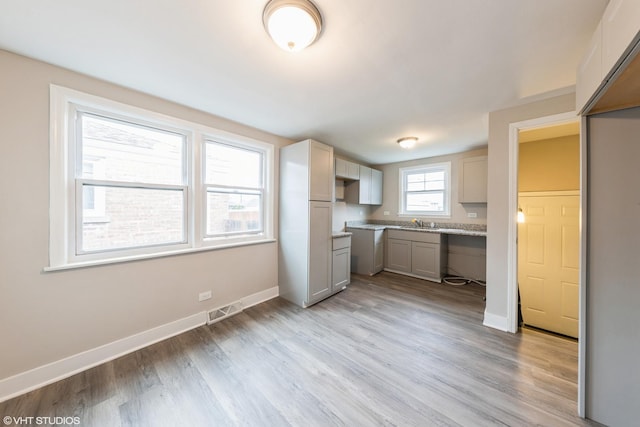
0,0,607,164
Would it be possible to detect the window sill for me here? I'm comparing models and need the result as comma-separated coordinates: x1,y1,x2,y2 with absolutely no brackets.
44,238,277,272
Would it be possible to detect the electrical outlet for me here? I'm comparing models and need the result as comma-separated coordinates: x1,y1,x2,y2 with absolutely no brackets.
383,211,390,216
467,212,478,218
199,291,212,302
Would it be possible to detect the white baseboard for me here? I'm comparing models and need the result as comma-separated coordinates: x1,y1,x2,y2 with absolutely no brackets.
0,286,279,403
241,286,279,309
483,310,510,332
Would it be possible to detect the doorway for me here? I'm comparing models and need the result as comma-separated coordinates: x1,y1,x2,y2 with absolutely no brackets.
517,122,580,338
507,111,586,417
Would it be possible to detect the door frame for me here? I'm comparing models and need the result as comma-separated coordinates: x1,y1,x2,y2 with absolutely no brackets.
507,111,586,417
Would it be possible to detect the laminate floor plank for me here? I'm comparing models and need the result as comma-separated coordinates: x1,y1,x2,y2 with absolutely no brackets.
0,272,601,426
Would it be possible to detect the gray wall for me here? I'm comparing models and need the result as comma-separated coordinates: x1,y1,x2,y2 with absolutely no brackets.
0,50,292,383
368,149,488,281
486,93,576,325
586,107,640,426
369,148,488,225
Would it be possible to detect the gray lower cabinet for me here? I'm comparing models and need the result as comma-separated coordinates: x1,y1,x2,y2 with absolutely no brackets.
385,229,447,282
332,236,351,290
411,241,439,278
386,238,411,273
346,228,384,275
374,233,384,272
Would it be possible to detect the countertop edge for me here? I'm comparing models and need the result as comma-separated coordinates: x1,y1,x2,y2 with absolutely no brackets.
345,224,487,237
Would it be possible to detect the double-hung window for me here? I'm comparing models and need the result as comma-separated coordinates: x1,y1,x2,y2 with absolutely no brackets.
203,140,265,238
399,162,451,217
76,112,188,255
49,85,274,269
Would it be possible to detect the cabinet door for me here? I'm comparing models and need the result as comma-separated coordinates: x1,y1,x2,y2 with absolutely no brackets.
309,201,332,303
370,168,383,205
411,241,440,280
373,230,384,274
347,161,360,180
309,141,334,202
459,156,487,203
332,248,351,290
359,165,372,204
602,0,640,77
335,158,348,178
386,238,411,273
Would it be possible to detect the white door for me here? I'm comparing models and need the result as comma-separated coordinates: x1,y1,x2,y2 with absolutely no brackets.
518,193,580,338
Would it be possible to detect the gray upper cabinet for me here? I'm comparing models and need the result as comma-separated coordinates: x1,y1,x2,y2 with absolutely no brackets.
358,165,372,204
370,168,383,205
345,165,383,205
335,158,359,180
309,140,334,202
459,156,487,204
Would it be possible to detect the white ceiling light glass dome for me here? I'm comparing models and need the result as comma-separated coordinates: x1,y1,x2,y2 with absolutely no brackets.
397,137,418,149
263,0,323,52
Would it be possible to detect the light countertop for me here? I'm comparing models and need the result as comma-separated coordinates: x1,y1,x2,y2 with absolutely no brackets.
345,224,486,237
332,231,353,238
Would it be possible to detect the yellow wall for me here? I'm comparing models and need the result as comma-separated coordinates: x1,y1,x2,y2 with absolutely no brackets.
518,135,579,192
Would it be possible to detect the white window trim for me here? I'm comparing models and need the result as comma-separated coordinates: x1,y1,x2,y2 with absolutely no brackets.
398,162,451,217
48,85,275,271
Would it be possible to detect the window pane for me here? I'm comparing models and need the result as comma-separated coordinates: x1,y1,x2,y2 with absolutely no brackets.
424,180,444,191
206,191,262,236
81,114,184,185
81,185,184,252
205,142,262,188
407,182,425,192
407,173,424,183
406,192,444,212
425,171,444,182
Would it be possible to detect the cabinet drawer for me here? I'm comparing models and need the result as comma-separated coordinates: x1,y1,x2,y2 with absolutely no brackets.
386,229,441,244
333,236,351,250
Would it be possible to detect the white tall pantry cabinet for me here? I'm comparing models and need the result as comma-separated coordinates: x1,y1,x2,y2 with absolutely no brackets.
279,139,335,307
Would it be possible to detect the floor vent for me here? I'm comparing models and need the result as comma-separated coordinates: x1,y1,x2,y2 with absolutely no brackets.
207,301,243,325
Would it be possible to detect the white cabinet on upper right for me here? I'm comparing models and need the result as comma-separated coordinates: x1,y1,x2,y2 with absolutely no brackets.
576,21,603,112
602,0,640,75
459,156,487,204
576,0,640,112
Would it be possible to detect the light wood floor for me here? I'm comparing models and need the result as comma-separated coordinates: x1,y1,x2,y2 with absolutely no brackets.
0,272,600,426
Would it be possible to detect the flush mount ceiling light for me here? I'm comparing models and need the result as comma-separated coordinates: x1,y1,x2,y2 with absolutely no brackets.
397,136,418,149
263,0,323,52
